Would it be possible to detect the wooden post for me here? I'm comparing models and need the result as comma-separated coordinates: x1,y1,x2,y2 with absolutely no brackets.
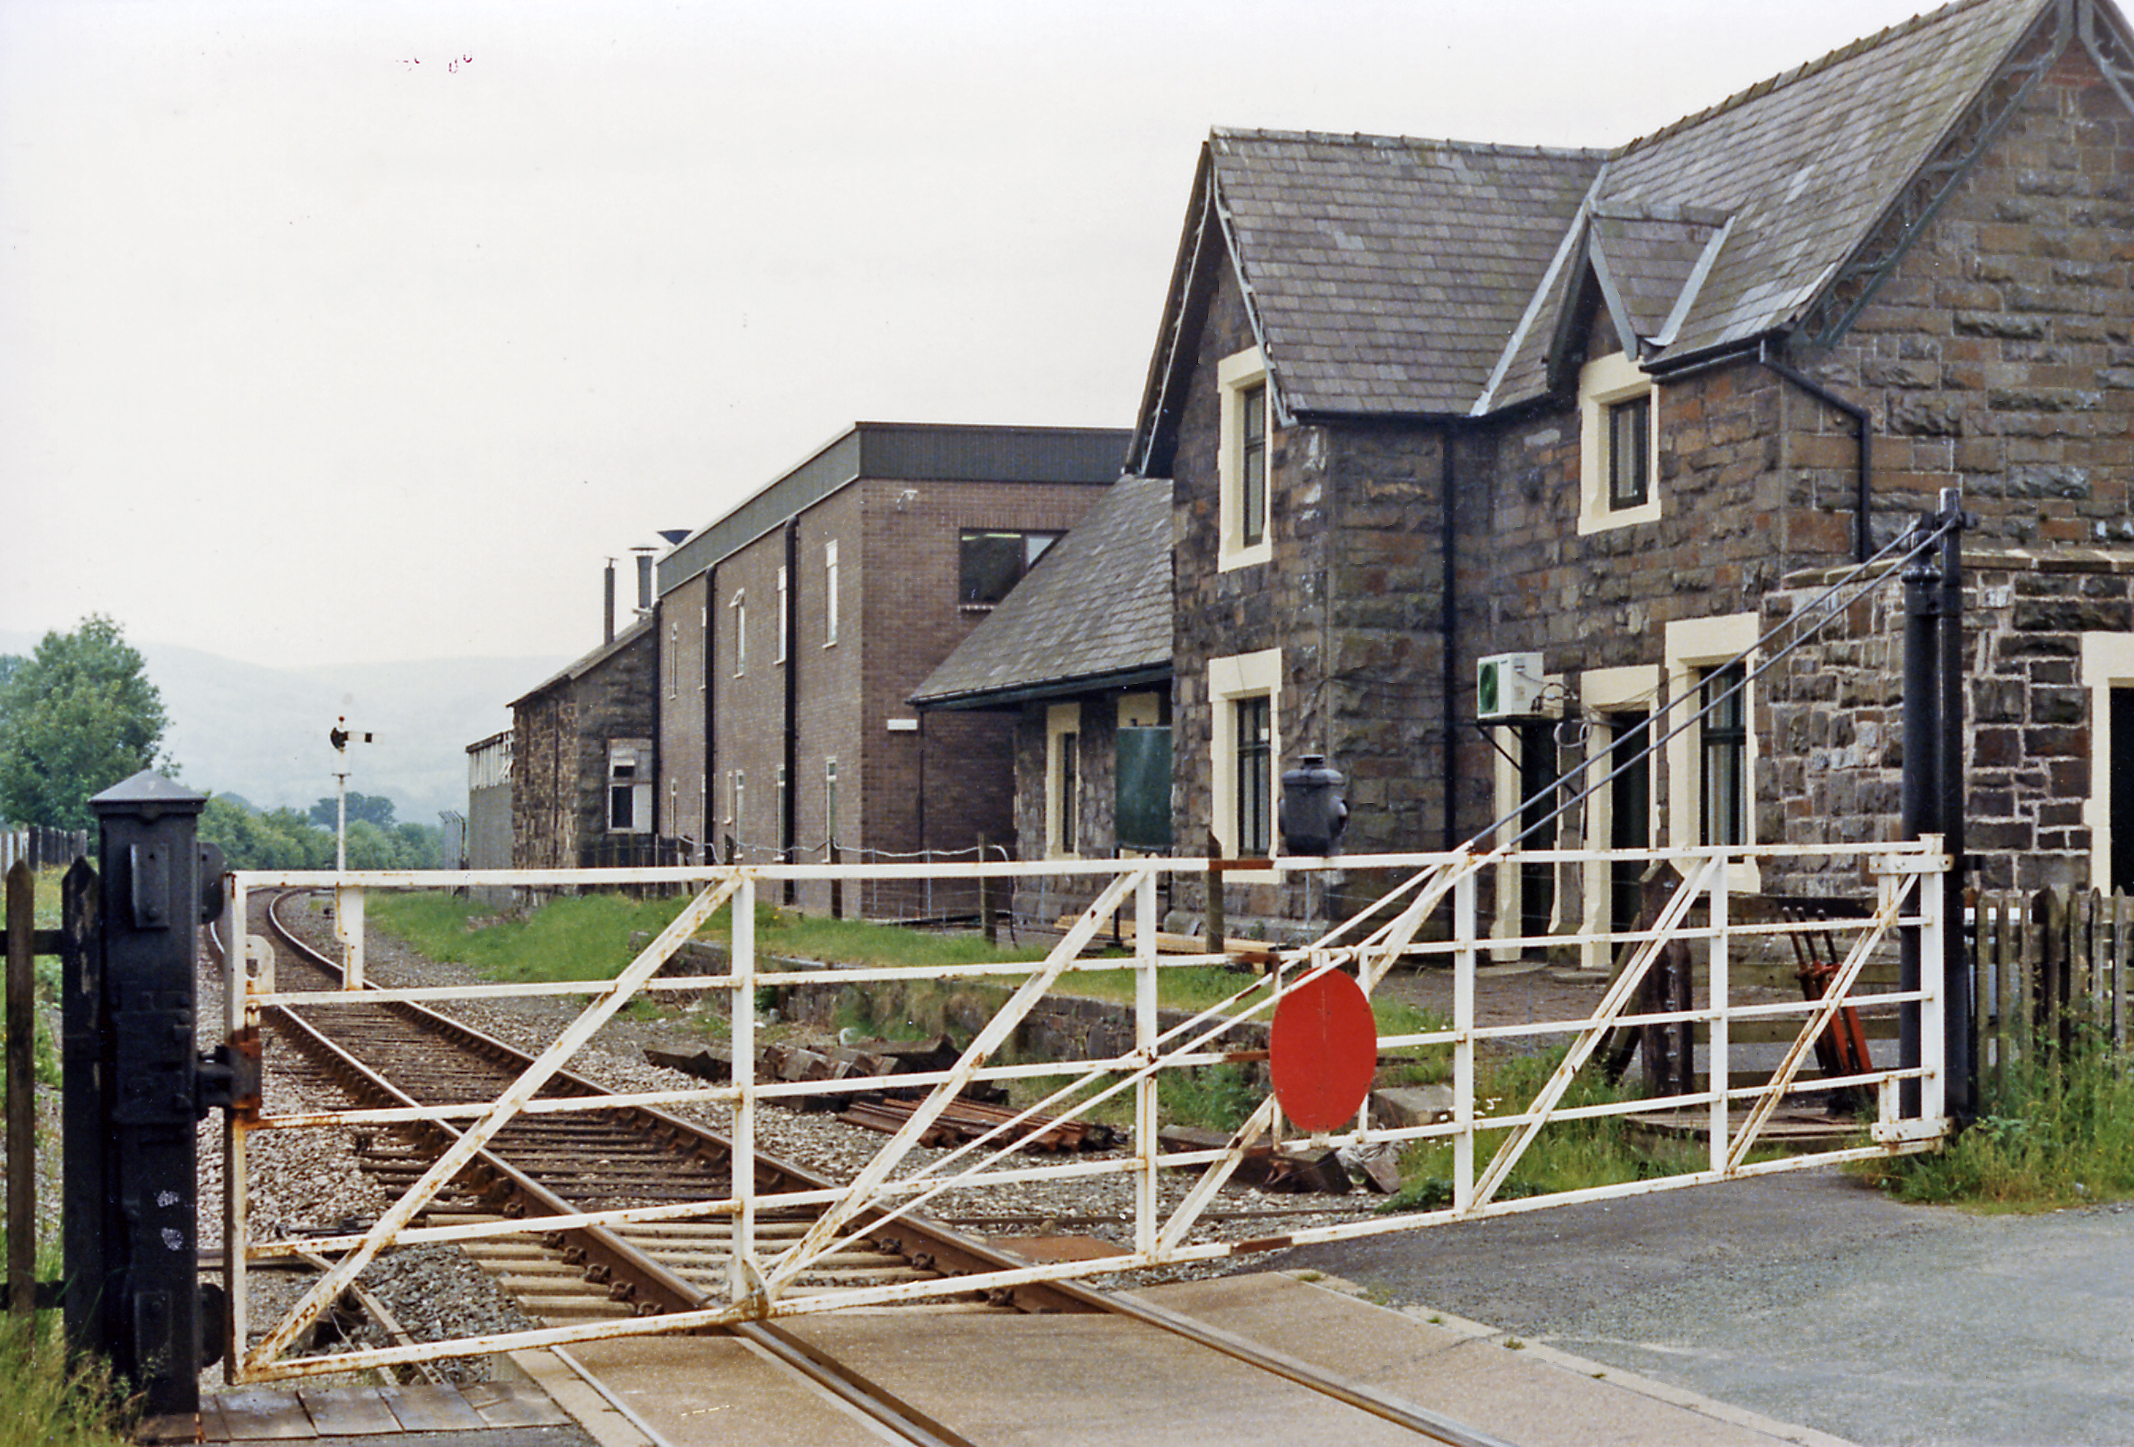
1970,895,1990,1104
6,861,33,1317
1204,831,1225,960
829,841,842,921
2113,891,2129,1055
977,835,995,946
2043,888,2069,1060
2072,889,2095,1028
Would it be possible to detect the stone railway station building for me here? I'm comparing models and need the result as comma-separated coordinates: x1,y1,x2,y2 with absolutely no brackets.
920,0,2134,943
504,0,2134,951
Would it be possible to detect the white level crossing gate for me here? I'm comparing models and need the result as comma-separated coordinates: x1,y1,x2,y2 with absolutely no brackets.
222,838,1952,1383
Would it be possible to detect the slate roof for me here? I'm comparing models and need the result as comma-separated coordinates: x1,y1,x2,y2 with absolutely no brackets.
1131,0,2102,462
1211,132,1606,418
910,474,1173,709
511,616,652,709
1487,0,2056,406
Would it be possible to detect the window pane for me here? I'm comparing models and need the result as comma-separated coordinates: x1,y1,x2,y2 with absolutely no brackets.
1609,395,1649,509
961,529,1060,605
1241,383,1268,547
1058,731,1078,854
1700,664,1746,847
961,531,1027,605
1236,696,1271,856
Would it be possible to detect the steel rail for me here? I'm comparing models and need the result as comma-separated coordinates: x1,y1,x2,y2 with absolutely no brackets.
247,889,1522,1444
241,889,1107,1442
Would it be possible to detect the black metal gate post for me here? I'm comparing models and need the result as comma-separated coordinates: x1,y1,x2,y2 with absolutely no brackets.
65,771,225,1421
1899,520,1939,1120
1936,488,1975,1123
1898,489,1974,1126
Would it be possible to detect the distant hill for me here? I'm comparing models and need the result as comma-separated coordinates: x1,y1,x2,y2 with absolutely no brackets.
0,631,567,826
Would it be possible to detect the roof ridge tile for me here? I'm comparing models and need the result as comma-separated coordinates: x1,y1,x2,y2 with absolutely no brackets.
1211,125,1609,161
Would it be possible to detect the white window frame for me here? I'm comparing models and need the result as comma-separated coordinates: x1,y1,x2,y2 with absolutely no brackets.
1046,702,1081,859
1486,673,1565,960
2081,631,2134,890
1209,648,1281,877
776,566,789,663
607,739,652,835
730,590,747,677
667,620,679,699
1665,614,1759,890
1217,347,1273,572
1578,664,1662,973
1578,351,1662,535
825,757,840,847
824,540,840,647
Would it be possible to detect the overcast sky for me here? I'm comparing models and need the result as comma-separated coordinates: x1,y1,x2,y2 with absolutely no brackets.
2,0,1940,672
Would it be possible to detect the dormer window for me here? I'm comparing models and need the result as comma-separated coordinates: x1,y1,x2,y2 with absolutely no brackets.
1608,394,1650,509
1578,351,1661,534
1218,347,1274,570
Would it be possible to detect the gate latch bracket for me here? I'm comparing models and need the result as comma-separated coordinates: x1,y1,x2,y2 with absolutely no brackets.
196,1026,262,1120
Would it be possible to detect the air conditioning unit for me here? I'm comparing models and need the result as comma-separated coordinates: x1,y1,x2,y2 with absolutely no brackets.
1477,652,1545,721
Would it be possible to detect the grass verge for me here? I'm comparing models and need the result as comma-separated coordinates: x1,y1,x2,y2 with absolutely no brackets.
1380,1047,1706,1211
1852,1025,2134,1211
0,1250,134,1447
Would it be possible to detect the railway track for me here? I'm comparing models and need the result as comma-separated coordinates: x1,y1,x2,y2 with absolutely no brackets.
228,888,1515,1447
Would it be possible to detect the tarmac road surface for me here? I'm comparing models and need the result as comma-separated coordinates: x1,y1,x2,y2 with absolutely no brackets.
1268,1166,2134,1447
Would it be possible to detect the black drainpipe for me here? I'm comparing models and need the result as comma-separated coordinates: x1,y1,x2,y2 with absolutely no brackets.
1757,346,1873,565
782,516,800,904
1440,426,1459,851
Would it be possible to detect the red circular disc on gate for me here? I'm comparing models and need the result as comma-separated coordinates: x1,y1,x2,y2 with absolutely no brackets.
1269,969,1378,1133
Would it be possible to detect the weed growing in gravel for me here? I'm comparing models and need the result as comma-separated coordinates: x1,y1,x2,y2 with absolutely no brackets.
1852,1024,2134,1210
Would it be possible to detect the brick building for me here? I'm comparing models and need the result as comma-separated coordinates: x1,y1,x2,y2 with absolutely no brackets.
1093,0,2134,943
653,422,1127,915
911,473,1174,921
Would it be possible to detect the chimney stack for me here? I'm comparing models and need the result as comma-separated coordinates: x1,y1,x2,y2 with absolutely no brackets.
634,548,656,616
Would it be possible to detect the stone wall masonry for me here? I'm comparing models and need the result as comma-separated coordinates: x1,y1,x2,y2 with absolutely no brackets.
1760,547,2134,899
510,627,657,870
1812,45,2134,551
1170,262,1337,932
1006,693,1134,927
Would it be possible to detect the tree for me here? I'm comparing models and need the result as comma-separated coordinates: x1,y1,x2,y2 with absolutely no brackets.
309,791,397,830
0,616,170,830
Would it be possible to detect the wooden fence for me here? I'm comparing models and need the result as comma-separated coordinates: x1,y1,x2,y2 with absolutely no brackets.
0,825,89,874
1969,886,2130,1100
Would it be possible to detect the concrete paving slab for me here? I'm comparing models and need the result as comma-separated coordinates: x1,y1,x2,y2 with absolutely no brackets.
563,1332,893,1446
786,1311,1428,1446
1138,1274,1851,1447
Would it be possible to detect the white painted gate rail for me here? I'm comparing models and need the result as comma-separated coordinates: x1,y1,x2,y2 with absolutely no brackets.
222,837,1952,1382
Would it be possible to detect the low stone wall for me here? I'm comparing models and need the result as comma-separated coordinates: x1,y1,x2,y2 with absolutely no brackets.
1760,546,2134,895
